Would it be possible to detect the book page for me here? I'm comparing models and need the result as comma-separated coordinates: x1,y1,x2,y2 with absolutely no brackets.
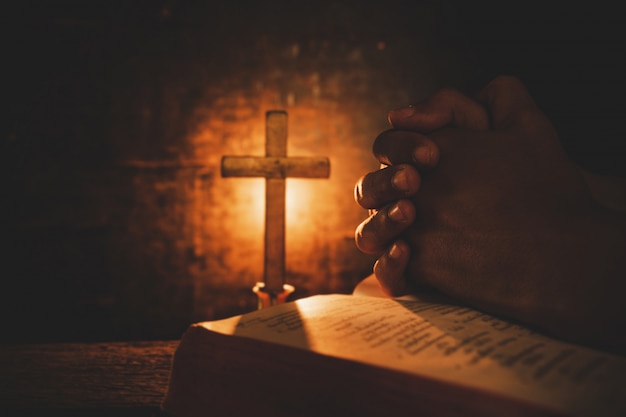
201,294,626,417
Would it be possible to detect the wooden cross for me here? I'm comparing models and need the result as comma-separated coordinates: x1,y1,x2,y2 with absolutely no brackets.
221,110,330,300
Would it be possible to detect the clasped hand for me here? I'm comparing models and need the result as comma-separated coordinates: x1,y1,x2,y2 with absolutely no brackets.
353,76,626,353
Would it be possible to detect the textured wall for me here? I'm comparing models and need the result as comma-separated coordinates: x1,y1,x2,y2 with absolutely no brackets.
3,1,468,342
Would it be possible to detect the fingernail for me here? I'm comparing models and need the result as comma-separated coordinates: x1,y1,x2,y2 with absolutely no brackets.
388,203,405,222
388,105,416,123
388,242,402,259
392,168,410,192
414,146,432,166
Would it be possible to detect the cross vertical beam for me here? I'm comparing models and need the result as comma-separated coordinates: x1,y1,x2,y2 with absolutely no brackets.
221,110,330,306
264,111,287,296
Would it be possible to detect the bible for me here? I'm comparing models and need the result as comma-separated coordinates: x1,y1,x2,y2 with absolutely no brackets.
161,278,626,417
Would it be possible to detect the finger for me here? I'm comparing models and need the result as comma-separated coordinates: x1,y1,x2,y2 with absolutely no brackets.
388,87,490,132
373,240,411,297
372,130,440,169
355,200,415,254
354,164,421,209
474,76,544,130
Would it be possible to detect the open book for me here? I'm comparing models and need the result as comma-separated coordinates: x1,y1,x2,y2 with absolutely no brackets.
162,278,626,417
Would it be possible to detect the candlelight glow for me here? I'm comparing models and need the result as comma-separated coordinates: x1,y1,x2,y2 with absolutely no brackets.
286,179,313,228
219,123,328,248
188,85,378,297
236,178,266,233
225,176,326,245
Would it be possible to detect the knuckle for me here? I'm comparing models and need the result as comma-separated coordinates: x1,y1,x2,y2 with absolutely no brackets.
372,129,395,164
433,86,463,102
490,75,523,88
354,221,380,254
353,176,366,205
485,75,527,99
374,262,407,297
358,169,396,209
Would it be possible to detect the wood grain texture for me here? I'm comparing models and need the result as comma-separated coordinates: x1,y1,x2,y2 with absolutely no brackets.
266,110,287,158
220,156,330,178
265,177,286,294
0,340,179,414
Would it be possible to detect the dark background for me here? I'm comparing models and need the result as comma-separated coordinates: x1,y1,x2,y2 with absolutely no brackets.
2,0,624,344
449,1,625,176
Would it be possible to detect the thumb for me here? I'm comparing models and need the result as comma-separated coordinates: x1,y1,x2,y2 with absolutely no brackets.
474,76,546,130
388,87,490,132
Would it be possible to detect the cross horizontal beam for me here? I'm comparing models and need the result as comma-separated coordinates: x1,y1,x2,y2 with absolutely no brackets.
221,156,330,178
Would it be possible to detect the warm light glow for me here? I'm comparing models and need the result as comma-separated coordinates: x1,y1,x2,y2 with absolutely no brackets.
234,178,265,233
228,177,325,243
189,95,372,291
218,113,339,265
286,179,316,237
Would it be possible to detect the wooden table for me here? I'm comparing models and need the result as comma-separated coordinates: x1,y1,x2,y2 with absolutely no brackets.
0,340,180,416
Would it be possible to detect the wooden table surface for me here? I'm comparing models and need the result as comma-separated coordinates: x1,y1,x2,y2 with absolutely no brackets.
0,340,180,416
